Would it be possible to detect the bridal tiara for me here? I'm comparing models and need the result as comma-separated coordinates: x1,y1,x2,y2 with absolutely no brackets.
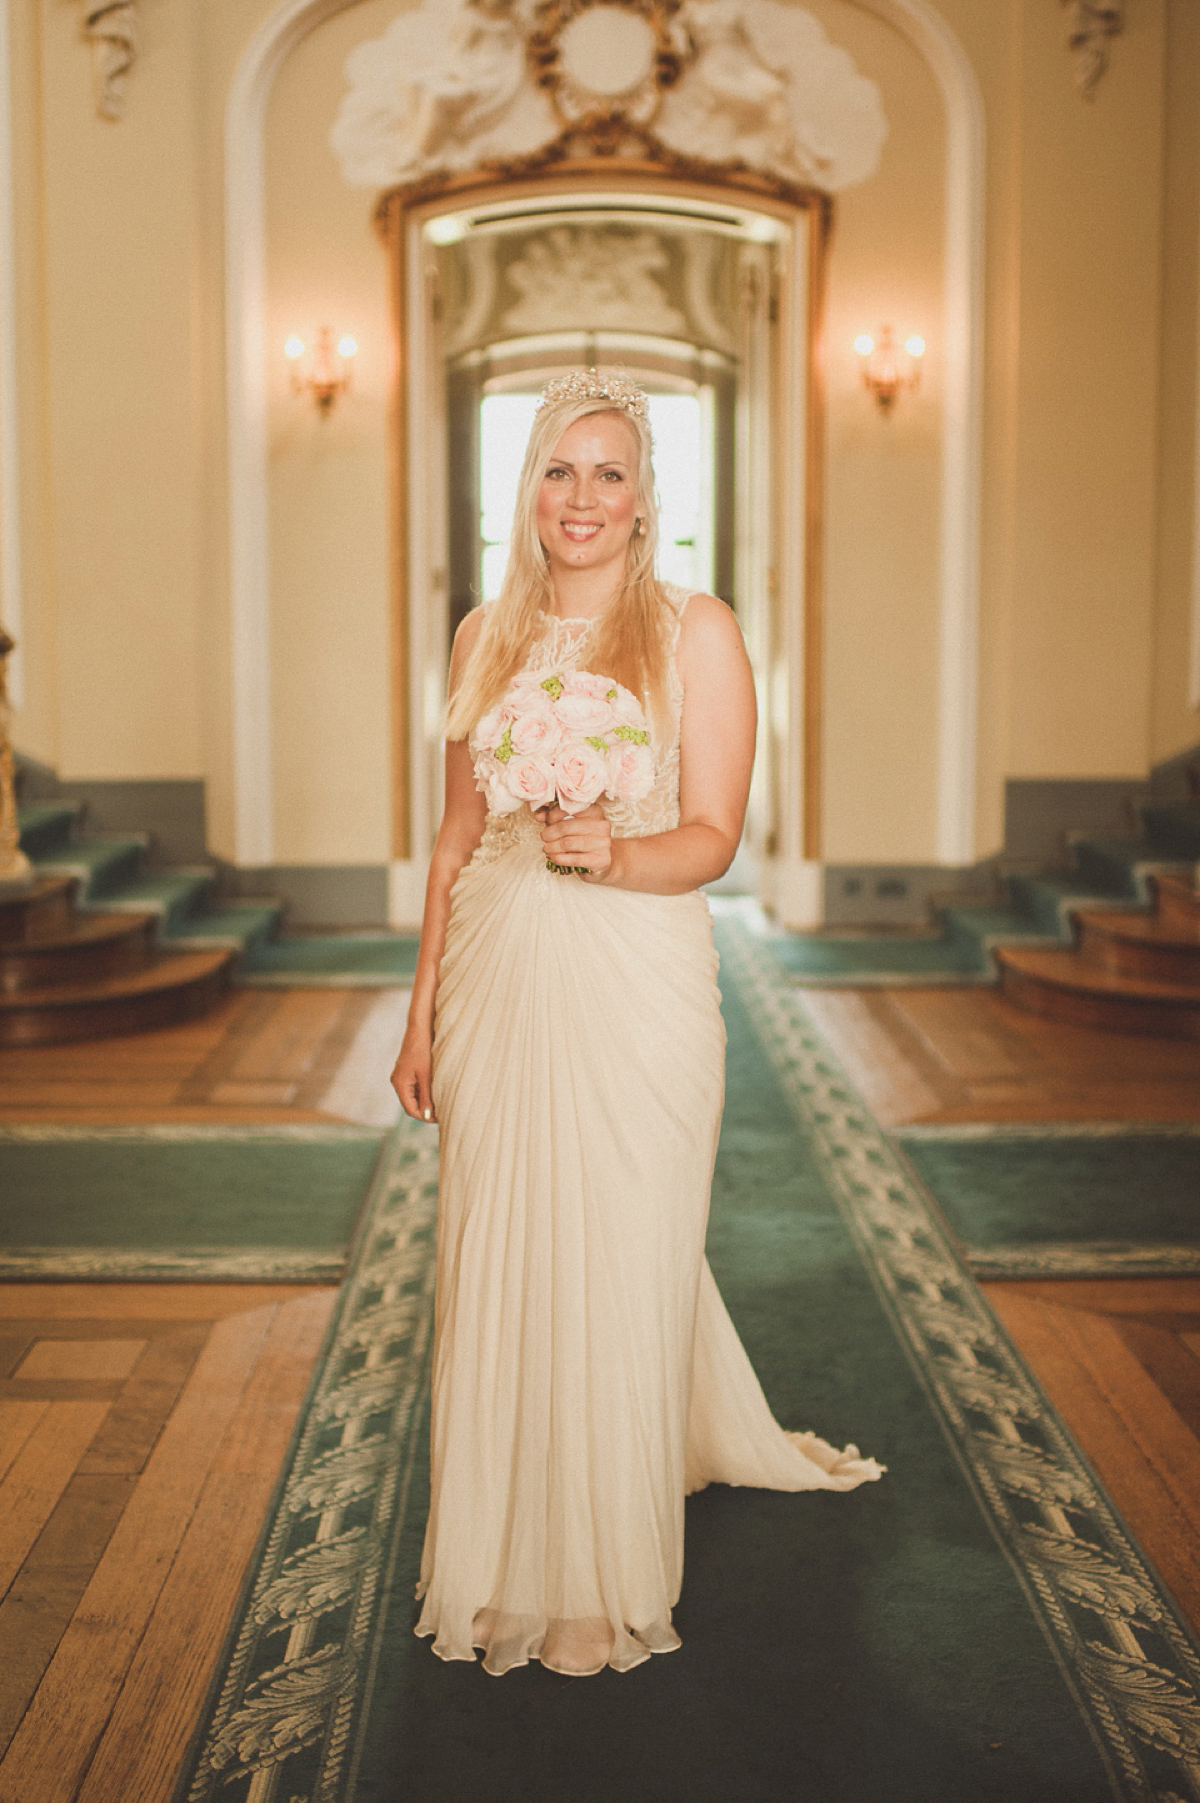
535,368,651,426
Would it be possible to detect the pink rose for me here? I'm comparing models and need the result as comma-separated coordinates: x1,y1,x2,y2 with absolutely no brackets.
509,706,561,756
554,741,609,813
480,759,522,816
503,753,556,809
563,671,612,701
611,684,647,729
554,693,615,735
474,704,515,752
606,740,655,802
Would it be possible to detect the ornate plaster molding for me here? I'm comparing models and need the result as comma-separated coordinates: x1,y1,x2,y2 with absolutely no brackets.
1062,0,1123,98
331,0,887,194
84,0,138,121
500,224,687,334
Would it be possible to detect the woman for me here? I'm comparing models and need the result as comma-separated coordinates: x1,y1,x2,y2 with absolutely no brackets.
391,369,881,1680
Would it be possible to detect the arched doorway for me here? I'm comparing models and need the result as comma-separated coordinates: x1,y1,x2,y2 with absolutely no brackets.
381,161,828,925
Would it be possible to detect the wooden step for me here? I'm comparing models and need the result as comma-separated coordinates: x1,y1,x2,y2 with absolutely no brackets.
0,911,158,993
0,949,233,1047
1074,908,1200,986
1152,871,1200,932
0,875,79,942
996,946,1200,1040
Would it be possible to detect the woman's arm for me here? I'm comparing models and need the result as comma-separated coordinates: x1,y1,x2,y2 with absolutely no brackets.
391,613,488,1121
538,594,756,895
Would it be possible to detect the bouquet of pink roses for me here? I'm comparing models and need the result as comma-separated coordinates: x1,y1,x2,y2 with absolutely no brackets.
473,668,655,869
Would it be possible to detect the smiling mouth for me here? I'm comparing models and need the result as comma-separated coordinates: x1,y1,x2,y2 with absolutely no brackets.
560,520,603,542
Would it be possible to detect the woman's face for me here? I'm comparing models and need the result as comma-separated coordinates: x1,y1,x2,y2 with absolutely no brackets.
535,411,641,584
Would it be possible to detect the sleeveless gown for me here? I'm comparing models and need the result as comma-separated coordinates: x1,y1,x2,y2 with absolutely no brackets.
417,587,882,1677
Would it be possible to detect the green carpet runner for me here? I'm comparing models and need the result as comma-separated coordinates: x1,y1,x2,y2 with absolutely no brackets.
177,916,1200,1803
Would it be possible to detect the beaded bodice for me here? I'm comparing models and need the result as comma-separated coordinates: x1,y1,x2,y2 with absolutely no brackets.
468,585,690,867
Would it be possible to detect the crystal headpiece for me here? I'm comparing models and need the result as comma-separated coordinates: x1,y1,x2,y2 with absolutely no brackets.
535,368,651,426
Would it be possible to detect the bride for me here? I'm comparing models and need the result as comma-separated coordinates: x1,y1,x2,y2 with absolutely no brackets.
391,368,881,1680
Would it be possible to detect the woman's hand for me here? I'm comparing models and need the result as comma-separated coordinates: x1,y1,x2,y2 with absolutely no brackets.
538,802,613,880
391,1021,437,1123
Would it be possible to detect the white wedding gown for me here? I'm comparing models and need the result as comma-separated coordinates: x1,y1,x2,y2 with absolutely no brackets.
417,587,882,1677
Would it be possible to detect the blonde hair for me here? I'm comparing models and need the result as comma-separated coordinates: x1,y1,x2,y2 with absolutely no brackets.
445,375,674,743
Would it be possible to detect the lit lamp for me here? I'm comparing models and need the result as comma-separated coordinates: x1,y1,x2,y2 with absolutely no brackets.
284,327,358,415
854,326,925,415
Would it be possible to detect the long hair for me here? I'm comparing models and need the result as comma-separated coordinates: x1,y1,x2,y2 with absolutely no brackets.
445,377,674,743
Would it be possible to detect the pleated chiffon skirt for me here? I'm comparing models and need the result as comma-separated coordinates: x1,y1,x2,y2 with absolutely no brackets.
418,837,881,1677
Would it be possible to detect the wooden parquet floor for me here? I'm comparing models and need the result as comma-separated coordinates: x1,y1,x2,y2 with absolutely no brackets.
0,977,1197,1794
0,1283,337,1803
0,985,409,1128
985,1279,1200,1637
802,984,1200,1125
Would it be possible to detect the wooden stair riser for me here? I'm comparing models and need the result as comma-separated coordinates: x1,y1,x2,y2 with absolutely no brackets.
0,957,231,1047
999,960,1200,1041
1076,919,1200,988
0,915,158,994
1152,874,1200,933
0,875,79,942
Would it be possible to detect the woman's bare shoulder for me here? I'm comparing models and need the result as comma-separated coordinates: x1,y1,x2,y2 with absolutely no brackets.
676,592,746,655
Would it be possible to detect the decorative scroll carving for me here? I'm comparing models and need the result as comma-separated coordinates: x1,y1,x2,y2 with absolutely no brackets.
332,0,886,194
1062,0,1123,98
84,0,137,121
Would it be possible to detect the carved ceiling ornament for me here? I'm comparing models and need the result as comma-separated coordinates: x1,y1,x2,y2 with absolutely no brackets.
331,0,887,195
529,0,688,125
1061,0,1124,98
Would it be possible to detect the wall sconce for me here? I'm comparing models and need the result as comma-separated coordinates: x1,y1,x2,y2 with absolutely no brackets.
854,326,925,415
284,326,358,415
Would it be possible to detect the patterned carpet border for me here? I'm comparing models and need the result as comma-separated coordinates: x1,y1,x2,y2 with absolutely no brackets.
720,919,1200,1803
895,1123,1200,1142
179,1119,439,1803
0,1247,347,1283
0,1124,382,1143
961,1244,1200,1280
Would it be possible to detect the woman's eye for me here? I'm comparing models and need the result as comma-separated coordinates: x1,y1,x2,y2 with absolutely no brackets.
546,467,569,480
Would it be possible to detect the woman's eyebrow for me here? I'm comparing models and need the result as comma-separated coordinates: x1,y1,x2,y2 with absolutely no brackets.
546,458,629,470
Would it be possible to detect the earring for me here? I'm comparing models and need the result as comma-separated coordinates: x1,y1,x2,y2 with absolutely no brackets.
633,517,644,536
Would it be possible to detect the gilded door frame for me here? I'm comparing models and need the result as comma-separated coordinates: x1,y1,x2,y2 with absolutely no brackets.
379,151,830,887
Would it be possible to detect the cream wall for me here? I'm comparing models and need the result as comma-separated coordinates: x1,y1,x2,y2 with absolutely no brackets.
808,0,945,864
5,0,289,855
265,2,394,865
20,0,208,781
1005,0,1164,781
5,0,1199,899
